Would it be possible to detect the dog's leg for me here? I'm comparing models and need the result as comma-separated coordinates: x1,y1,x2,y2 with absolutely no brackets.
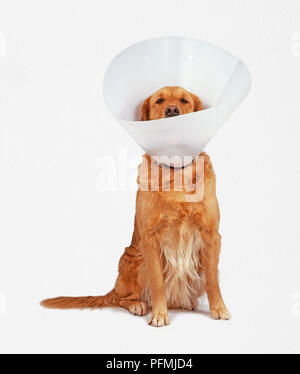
200,231,231,320
136,188,169,327
114,250,149,317
140,234,170,327
113,223,149,317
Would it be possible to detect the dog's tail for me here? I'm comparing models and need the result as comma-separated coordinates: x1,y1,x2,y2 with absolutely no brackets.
40,290,117,310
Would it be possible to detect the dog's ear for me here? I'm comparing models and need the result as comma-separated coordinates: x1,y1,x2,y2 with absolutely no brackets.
190,93,203,112
141,97,150,121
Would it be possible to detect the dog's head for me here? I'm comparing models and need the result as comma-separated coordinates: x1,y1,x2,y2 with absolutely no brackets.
141,86,202,121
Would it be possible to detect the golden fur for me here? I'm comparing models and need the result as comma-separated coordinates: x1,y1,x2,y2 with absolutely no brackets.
41,86,230,327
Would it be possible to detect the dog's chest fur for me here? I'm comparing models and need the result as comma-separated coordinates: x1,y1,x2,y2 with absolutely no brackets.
143,214,205,310
139,155,209,310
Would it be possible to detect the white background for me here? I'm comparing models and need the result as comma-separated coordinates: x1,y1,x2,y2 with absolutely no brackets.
0,0,300,354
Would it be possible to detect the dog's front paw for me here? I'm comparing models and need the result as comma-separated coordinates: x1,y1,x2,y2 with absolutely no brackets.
210,306,231,320
149,310,170,327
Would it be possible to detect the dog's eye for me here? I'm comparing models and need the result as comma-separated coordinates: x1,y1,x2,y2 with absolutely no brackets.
180,98,189,104
156,98,164,104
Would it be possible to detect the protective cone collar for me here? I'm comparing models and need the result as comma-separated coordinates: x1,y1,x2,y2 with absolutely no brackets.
103,37,251,167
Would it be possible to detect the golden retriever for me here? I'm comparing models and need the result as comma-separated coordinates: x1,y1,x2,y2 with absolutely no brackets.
41,86,230,327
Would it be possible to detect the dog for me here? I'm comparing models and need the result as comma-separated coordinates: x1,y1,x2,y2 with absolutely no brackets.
41,86,230,327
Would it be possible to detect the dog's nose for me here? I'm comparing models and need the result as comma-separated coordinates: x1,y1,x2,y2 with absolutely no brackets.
165,105,180,117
